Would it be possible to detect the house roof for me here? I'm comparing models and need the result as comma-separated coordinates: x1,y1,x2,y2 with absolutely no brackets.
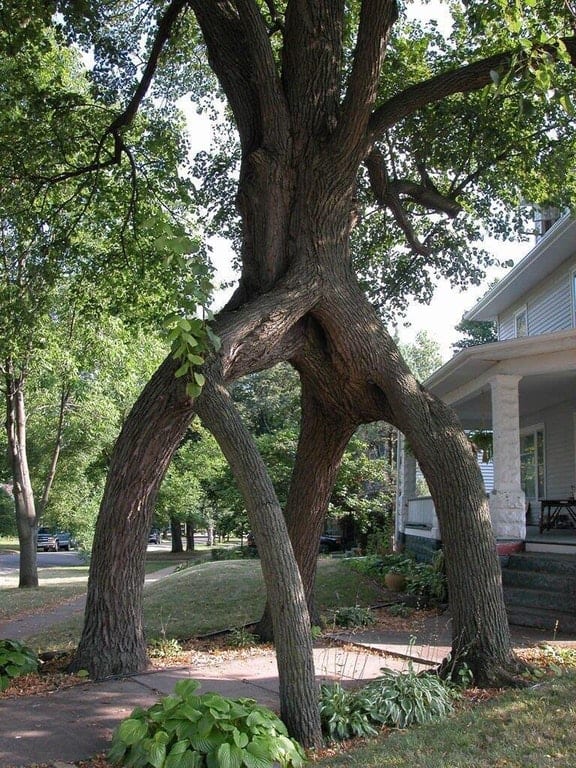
465,214,576,321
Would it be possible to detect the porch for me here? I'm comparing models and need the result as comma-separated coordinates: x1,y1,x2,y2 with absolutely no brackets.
402,497,576,557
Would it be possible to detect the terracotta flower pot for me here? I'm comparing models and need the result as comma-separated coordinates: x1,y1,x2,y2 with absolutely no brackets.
384,571,407,592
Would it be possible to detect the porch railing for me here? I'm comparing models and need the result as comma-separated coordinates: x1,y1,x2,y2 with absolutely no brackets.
407,496,437,529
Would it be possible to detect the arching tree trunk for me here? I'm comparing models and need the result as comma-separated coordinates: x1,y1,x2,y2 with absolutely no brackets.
310,281,522,682
256,379,356,639
196,377,322,747
71,356,194,677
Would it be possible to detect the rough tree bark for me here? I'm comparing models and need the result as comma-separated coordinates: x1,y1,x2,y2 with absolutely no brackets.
4,363,38,588
196,375,322,746
68,0,575,745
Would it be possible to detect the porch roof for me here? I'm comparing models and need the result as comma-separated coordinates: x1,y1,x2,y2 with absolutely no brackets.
425,329,576,428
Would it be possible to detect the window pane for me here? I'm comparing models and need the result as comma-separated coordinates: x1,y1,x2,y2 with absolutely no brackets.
515,310,528,337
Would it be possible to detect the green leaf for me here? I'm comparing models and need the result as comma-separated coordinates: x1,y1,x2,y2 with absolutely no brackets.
175,679,201,698
175,362,190,378
116,717,149,746
146,741,167,768
216,742,244,768
193,372,205,387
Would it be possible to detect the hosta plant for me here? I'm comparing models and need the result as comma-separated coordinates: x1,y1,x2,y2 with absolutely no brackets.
108,678,305,768
319,658,455,741
0,639,39,691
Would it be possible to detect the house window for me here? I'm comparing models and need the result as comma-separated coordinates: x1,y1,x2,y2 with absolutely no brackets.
520,427,545,500
515,307,528,338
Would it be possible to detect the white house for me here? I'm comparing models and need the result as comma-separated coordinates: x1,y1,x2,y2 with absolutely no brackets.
396,212,576,559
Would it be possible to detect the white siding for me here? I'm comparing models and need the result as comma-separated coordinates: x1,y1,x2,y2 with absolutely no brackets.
528,277,572,335
497,254,576,339
498,314,515,341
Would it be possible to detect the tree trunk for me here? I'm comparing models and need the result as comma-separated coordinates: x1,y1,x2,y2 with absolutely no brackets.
196,377,323,748
37,384,70,518
256,379,356,639
185,521,195,551
170,516,183,553
311,281,522,683
4,364,38,588
70,357,194,677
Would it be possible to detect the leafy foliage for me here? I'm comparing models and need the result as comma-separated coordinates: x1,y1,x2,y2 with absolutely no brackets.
320,657,455,741
109,679,305,768
331,606,376,629
348,551,448,606
0,639,39,691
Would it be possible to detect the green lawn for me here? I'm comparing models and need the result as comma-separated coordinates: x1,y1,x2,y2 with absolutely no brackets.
17,556,385,651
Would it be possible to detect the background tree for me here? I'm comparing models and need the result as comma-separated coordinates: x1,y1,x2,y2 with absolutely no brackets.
0,13,204,585
452,317,499,353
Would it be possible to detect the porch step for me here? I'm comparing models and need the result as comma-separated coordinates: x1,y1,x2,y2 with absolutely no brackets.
503,585,574,614
506,606,576,634
502,552,576,633
503,569,575,595
505,552,576,576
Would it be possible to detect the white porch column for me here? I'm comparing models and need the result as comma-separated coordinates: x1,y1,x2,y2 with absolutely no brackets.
395,432,417,547
489,374,526,541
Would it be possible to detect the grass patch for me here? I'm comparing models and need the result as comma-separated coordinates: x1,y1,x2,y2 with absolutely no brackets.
21,557,387,652
0,561,176,624
0,567,90,621
313,673,576,767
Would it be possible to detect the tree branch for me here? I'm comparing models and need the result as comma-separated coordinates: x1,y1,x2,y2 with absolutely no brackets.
366,147,431,256
369,36,576,138
334,0,398,159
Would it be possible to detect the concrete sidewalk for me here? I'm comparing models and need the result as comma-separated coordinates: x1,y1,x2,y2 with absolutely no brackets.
1,612,575,768
0,643,424,768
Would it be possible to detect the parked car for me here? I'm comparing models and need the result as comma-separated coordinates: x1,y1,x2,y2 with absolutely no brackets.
148,529,161,544
246,531,343,554
54,531,75,551
319,534,343,553
37,527,59,552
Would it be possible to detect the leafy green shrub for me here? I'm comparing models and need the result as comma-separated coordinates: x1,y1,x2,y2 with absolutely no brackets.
148,637,183,659
362,665,454,728
227,627,259,648
319,682,379,741
387,602,413,618
319,660,454,741
405,551,447,606
109,678,305,768
332,605,375,628
348,553,415,578
0,639,39,691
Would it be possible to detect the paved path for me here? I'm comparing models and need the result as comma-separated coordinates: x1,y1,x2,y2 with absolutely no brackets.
0,567,177,641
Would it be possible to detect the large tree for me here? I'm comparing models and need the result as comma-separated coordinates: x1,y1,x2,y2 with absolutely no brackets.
48,0,576,746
